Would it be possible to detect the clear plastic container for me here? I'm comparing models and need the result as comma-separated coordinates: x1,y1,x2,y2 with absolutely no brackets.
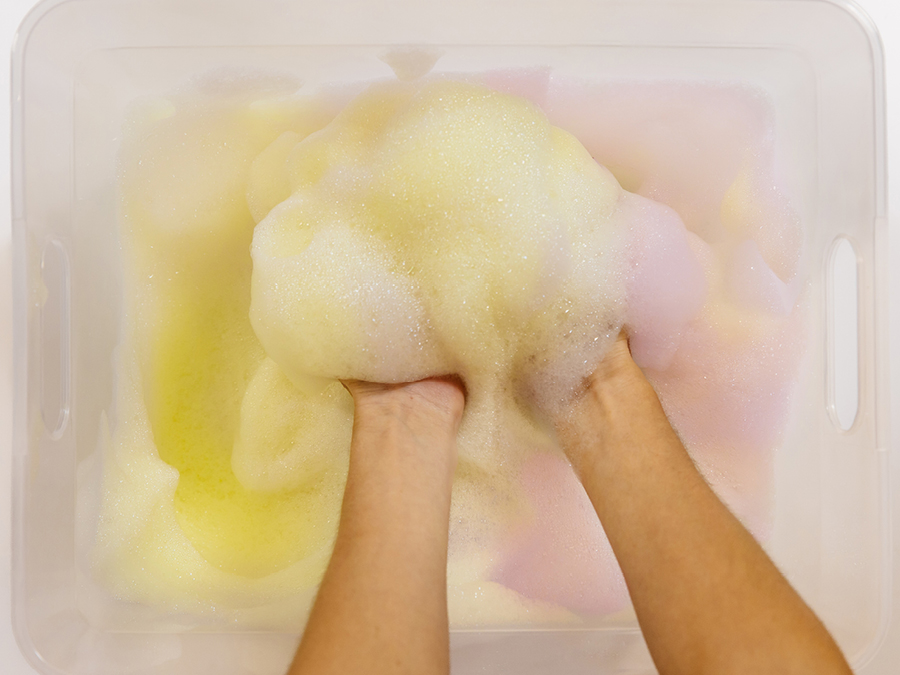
11,0,890,673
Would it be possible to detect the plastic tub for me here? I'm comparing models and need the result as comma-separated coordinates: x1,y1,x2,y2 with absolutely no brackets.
11,0,890,673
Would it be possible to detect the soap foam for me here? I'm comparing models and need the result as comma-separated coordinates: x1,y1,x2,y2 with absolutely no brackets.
81,71,807,629
250,80,639,417
491,452,630,617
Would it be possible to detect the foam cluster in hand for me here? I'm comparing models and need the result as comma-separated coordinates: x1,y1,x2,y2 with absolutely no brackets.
248,80,682,417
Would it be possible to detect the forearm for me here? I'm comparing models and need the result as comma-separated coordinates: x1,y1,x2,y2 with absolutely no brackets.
559,359,852,675
289,394,459,675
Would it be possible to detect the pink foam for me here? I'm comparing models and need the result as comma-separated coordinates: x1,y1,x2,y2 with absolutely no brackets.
622,193,708,371
543,79,770,241
646,297,807,455
722,168,803,281
726,239,801,315
491,453,630,617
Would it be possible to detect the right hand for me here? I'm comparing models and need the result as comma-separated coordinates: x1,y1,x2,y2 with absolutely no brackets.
553,331,665,476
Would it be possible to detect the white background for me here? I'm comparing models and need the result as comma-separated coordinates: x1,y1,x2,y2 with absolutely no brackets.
1,0,899,673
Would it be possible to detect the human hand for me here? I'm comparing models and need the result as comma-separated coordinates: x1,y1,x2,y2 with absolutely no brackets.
343,377,466,429
341,377,466,478
554,332,667,477
581,331,644,394
292,377,465,675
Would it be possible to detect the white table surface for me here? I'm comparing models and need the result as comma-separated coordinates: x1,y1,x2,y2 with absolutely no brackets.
2,0,899,673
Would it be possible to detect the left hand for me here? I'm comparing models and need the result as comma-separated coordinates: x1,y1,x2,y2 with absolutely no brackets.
342,377,467,432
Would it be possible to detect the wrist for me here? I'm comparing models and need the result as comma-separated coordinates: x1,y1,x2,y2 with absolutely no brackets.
351,401,459,483
352,397,460,446
557,355,661,479
346,379,465,430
